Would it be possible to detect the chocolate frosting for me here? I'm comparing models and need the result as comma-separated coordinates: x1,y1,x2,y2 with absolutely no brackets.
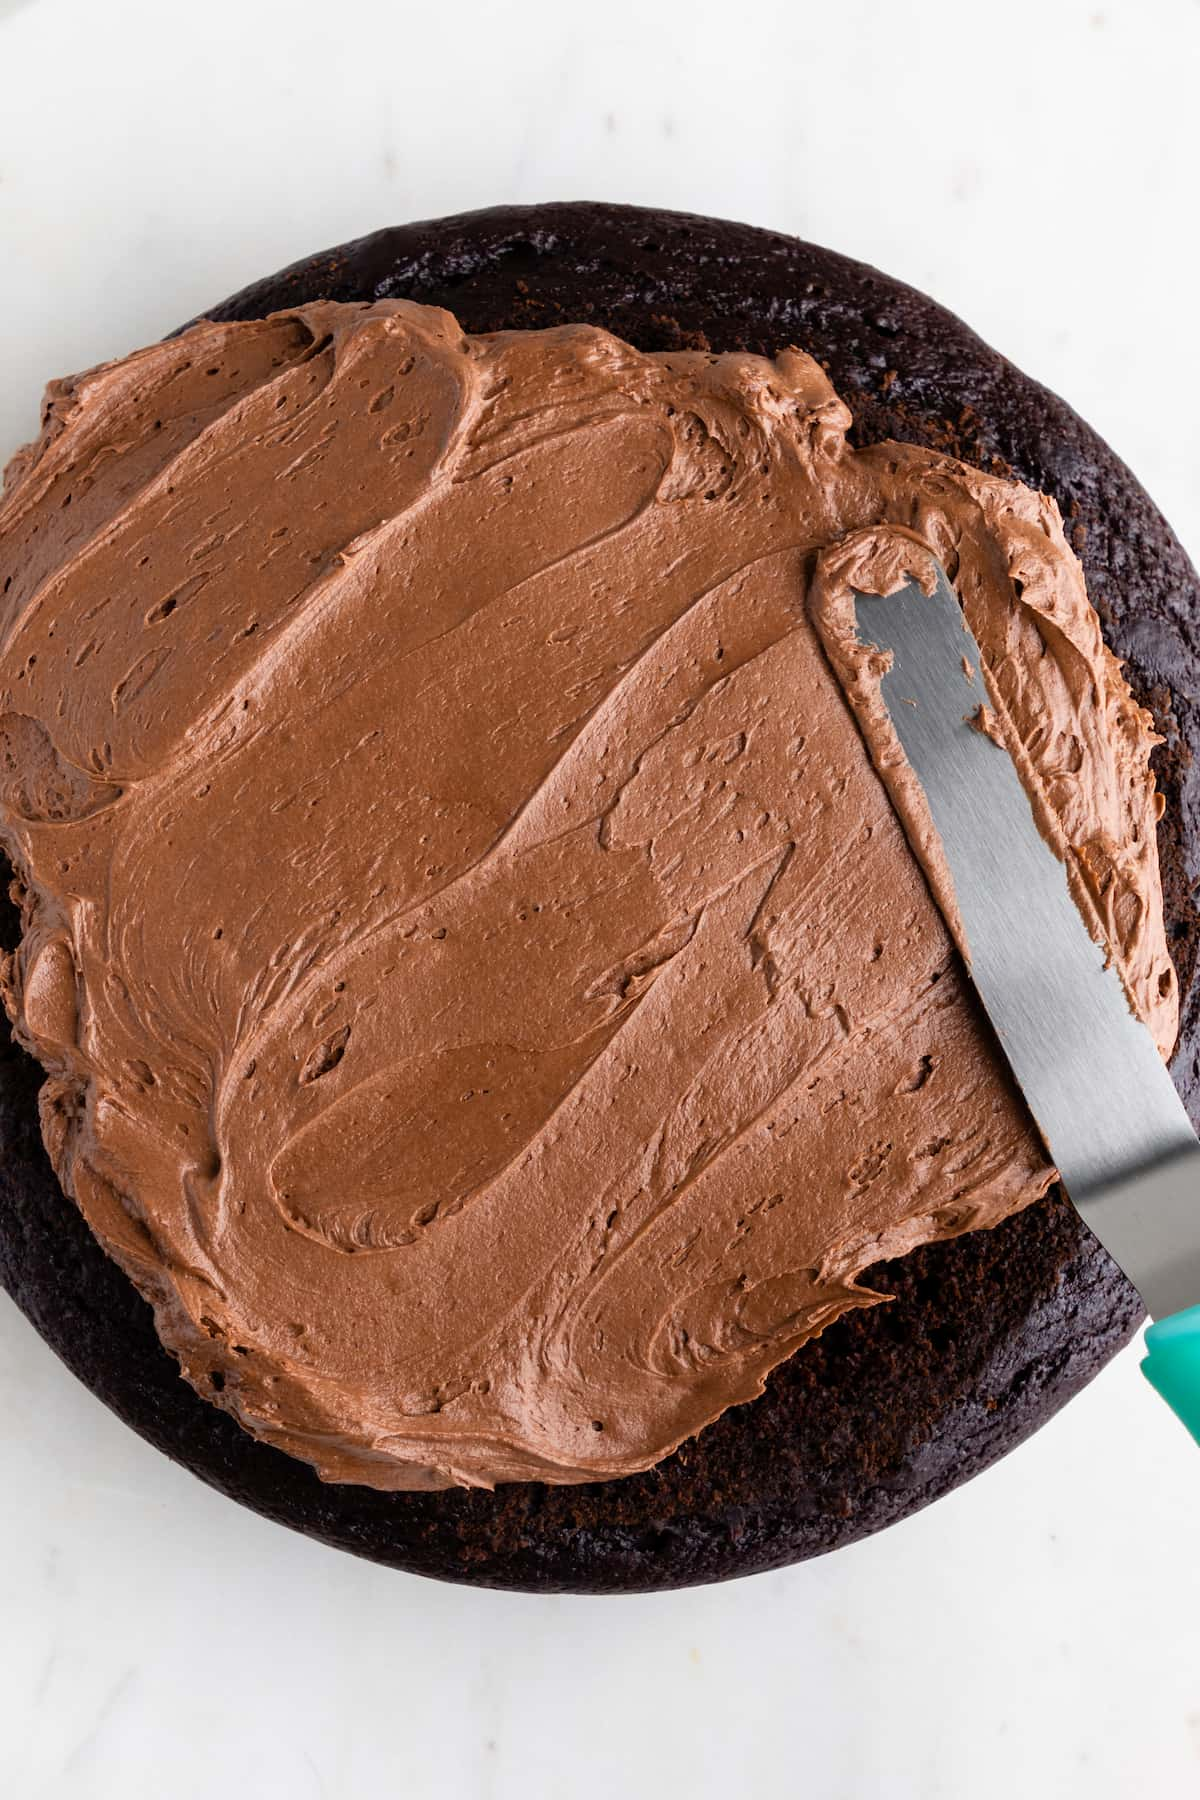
0,301,1175,1490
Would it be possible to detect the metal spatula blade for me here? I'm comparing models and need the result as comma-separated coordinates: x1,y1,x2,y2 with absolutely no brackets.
849,565,1200,1356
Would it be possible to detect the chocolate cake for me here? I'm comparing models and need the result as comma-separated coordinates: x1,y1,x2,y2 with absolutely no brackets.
0,202,1196,1590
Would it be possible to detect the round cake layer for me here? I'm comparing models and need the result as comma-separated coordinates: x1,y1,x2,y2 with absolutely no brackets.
2,203,1196,1589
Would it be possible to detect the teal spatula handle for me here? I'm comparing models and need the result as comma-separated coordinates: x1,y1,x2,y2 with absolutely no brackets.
1141,1304,1200,1444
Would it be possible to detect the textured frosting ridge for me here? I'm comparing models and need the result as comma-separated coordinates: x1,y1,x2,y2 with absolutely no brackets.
0,300,1175,1489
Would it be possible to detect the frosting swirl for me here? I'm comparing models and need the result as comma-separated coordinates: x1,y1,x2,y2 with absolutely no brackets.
0,301,1174,1488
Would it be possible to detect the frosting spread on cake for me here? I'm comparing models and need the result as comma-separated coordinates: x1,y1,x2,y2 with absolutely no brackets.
0,301,1175,1488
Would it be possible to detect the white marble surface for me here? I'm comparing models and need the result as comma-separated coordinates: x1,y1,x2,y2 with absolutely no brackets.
1,1,1198,1794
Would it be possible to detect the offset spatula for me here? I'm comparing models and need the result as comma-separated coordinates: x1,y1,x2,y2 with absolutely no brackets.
849,560,1200,1442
